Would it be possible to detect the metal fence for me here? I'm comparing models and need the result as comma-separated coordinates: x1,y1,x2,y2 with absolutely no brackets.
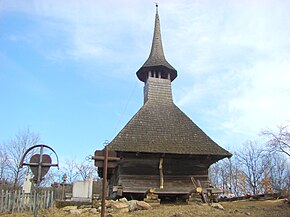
0,189,53,213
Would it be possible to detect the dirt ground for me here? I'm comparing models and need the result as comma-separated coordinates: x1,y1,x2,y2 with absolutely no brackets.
1,199,289,217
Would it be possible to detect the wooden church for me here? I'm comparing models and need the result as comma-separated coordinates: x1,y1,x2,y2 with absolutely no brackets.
95,6,231,200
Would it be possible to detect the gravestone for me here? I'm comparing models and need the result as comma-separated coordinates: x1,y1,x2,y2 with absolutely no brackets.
22,174,32,194
72,179,93,202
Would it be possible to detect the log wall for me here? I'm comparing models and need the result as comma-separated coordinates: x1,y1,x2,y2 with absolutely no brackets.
108,152,212,196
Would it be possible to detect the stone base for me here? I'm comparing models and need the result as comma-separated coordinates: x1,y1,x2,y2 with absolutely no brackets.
187,193,203,204
144,198,161,207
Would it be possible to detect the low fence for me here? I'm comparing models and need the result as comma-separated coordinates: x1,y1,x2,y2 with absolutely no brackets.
0,189,53,213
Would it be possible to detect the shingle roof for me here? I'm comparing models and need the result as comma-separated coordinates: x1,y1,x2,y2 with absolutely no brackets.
136,5,177,82
108,100,232,158
108,6,231,159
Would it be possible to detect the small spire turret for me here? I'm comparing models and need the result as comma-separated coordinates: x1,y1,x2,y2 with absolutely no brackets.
136,5,177,82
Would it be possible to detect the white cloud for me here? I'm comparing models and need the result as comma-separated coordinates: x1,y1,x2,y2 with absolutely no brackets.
1,0,290,150
171,0,290,148
226,54,290,126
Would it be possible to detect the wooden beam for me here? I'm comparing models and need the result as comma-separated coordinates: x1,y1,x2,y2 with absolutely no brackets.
101,146,108,217
93,156,120,161
159,158,164,189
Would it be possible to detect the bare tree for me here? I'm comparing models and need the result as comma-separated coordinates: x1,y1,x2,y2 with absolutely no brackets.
261,125,290,157
267,153,290,195
236,141,268,195
0,146,9,180
75,161,97,181
209,162,220,188
210,125,290,197
5,128,40,188
209,156,246,197
40,169,62,187
226,157,247,196
60,159,79,183
209,160,231,195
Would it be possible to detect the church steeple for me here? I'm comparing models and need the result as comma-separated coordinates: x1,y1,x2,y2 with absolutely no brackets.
136,4,177,83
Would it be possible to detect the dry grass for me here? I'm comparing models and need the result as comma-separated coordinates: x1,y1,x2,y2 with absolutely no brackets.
0,199,289,217
117,199,290,217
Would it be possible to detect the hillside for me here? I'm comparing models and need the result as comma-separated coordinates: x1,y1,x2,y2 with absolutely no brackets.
0,199,289,217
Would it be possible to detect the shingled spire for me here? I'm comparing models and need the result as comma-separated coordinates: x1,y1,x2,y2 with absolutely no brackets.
136,4,177,82
108,5,231,158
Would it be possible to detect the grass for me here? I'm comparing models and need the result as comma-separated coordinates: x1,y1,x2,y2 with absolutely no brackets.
0,199,289,217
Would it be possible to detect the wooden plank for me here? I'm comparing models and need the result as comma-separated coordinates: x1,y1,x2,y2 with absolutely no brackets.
94,150,120,169
119,158,159,175
107,153,212,197
20,192,25,212
119,175,207,194
5,190,10,212
93,156,120,161
118,157,209,176
122,187,192,195
49,191,53,208
119,174,199,195
119,174,208,179
17,190,21,212
1,190,4,212
0,189,55,213
95,161,118,168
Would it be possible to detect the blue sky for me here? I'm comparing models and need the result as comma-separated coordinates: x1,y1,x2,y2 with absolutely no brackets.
1,0,290,163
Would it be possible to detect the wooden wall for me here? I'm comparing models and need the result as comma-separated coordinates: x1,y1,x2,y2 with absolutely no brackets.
108,152,213,196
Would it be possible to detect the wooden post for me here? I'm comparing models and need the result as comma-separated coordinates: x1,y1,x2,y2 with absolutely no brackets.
101,145,108,217
61,183,65,200
48,191,53,209
17,190,21,212
1,190,4,212
20,191,25,212
159,158,164,189
7,190,11,212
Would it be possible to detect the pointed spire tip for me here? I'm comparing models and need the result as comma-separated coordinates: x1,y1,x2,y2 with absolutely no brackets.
136,3,177,82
